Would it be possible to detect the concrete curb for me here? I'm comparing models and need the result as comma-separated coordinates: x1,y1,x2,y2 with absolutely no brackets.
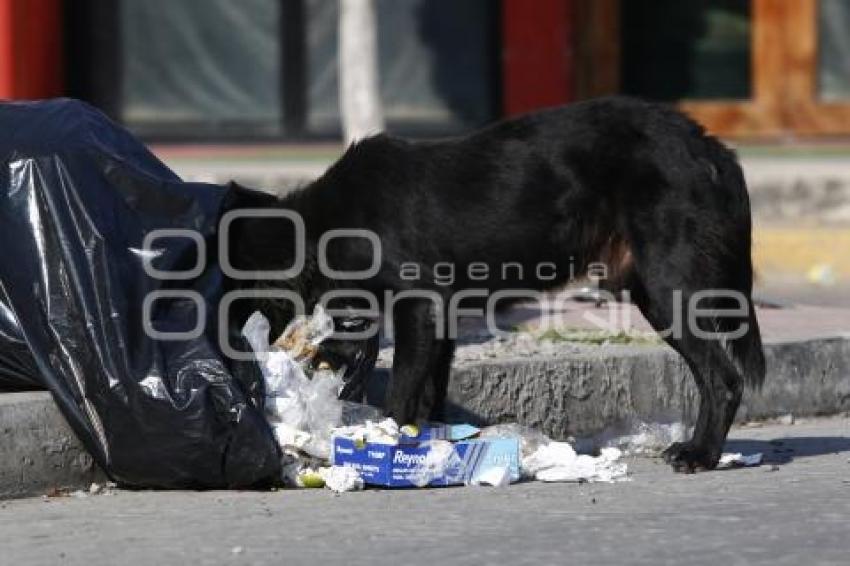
365,336,850,438
440,337,850,439
2,336,849,499
0,393,104,500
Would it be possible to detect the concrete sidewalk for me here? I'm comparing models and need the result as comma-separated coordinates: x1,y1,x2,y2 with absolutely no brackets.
1,416,848,566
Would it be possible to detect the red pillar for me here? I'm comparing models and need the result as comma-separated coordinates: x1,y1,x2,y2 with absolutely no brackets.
0,0,63,99
0,0,14,97
501,0,575,116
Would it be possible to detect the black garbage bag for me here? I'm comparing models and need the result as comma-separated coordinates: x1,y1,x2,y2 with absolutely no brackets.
0,99,373,488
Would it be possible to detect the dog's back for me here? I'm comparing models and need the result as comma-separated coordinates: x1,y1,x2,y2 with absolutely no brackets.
299,97,755,301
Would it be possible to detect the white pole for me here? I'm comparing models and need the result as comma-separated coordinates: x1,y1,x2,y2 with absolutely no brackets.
338,0,385,146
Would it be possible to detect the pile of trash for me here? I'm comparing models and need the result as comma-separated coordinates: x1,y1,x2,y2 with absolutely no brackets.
481,423,627,483
243,308,631,493
583,422,763,469
242,306,381,491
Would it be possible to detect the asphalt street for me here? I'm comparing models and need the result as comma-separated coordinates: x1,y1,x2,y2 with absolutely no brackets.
1,417,848,566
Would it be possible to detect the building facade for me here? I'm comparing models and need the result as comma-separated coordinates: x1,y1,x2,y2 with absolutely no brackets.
2,0,849,141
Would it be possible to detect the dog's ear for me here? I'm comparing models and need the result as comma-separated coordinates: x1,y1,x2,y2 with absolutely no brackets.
224,181,281,209
222,182,302,276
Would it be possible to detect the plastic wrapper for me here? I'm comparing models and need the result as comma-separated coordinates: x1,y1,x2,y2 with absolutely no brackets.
408,440,461,487
0,99,378,488
243,308,383,484
571,420,690,456
601,421,689,456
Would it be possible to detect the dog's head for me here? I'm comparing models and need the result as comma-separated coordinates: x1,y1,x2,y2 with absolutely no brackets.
221,182,378,400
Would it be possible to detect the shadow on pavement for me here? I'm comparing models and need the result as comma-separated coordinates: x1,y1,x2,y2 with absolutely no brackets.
724,436,850,465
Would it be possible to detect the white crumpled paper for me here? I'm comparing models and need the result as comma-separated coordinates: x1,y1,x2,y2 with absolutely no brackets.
319,466,365,493
523,442,628,483
332,418,401,446
718,452,763,468
480,424,629,483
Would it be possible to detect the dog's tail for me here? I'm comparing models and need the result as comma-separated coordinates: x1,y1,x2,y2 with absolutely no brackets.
710,140,767,391
729,304,766,390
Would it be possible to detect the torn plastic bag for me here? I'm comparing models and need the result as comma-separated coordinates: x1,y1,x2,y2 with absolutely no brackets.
0,98,280,487
0,99,378,488
0,286,41,391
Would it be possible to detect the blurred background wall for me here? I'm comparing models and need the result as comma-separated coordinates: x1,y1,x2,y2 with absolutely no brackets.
3,0,850,142
2,0,849,304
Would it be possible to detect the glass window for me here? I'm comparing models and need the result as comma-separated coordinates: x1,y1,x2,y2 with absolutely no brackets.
621,0,751,101
121,0,282,136
818,0,850,101
306,0,497,137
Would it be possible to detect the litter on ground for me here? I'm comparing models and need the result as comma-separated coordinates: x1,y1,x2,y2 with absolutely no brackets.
522,442,628,483
243,309,759,492
319,466,365,493
718,452,764,468
601,422,690,456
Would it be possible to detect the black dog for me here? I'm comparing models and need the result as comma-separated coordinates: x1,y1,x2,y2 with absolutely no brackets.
225,96,765,472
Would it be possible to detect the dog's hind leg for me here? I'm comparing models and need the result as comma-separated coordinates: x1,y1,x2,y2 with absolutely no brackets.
611,136,765,471
630,276,749,471
622,226,762,470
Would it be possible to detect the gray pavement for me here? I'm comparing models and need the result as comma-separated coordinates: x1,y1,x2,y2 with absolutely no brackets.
1,416,847,566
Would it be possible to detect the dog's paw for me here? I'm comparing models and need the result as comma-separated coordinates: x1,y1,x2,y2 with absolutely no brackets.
662,442,719,473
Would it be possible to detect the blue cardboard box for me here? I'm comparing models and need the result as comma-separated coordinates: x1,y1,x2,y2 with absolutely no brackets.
331,424,520,487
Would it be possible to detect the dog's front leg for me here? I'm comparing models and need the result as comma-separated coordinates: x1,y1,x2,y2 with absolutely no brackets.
385,298,441,424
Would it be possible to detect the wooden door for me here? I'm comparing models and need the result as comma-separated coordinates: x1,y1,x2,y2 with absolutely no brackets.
575,0,850,139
